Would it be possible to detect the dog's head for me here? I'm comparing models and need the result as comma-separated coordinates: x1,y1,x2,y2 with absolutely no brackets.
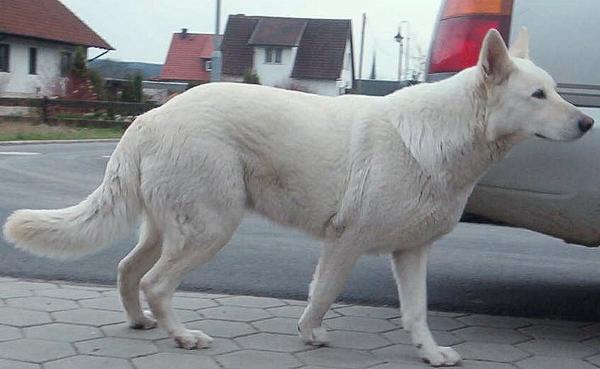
479,28,593,142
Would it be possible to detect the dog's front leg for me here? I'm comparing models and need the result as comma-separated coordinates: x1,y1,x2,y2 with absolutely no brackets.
391,244,461,367
298,240,360,346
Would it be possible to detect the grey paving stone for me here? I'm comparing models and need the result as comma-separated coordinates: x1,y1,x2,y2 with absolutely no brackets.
427,316,467,331
133,352,220,369
171,296,218,310
516,356,597,369
584,353,600,367
516,339,597,358
328,330,392,350
458,314,530,329
155,336,240,355
199,306,271,322
36,288,102,300
0,359,40,369
63,284,111,292
75,337,157,358
453,341,529,362
524,318,589,328
333,305,399,319
382,329,463,346
174,308,202,322
266,305,338,319
0,325,22,342
460,361,518,369
369,363,429,369
371,344,422,365
24,323,103,342
102,323,168,340
53,308,125,326
0,338,75,363
235,332,308,352
44,355,133,369
453,326,530,344
79,296,124,311
0,289,33,299
0,282,57,291
297,347,381,368
187,319,257,338
252,317,298,335
282,299,307,306
7,296,78,312
217,295,285,308
0,307,52,327
0,277,18,283
519,324,595,341
218,349,302,369
429,311,468,318
324,316,397,333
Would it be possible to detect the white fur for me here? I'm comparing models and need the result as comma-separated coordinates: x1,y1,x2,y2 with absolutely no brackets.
2,29,592,366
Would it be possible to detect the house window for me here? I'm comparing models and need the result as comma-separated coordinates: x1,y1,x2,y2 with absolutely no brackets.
60,52,72,77
205,60,212,72
265,47,283,64
0,44,9,72
29,48,37,75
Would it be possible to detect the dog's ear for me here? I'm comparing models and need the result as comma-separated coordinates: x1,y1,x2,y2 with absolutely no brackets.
509,27,530,59
478,29,513,84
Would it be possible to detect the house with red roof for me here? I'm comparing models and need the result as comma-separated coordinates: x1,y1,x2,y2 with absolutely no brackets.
158,29,214,86
221,15,354,96
0,0,113,97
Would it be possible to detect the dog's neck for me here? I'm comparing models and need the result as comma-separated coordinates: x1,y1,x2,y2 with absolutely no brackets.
389,68,521,194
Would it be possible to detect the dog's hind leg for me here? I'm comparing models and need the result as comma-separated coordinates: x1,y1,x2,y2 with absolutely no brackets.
392,244,461,367
298,240,360,346
118,215,162,329
140,210,242,349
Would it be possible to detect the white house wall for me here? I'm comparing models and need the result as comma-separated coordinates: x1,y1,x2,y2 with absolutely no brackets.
0,37,76,97
290,78,341,96
340,38,353,90
253,47,297,88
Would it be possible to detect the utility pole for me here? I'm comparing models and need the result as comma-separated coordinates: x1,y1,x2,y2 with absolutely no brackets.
358,13,366,81
211,0,222,82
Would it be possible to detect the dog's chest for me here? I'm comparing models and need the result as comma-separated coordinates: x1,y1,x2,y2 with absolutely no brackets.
364,185,470,254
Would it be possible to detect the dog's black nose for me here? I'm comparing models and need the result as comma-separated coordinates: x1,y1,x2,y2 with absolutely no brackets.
579,115,594,133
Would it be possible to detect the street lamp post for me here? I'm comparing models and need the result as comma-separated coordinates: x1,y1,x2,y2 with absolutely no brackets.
394,27,404,81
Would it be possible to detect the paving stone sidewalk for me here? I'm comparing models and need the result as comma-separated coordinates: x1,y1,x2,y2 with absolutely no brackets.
0,277,599,369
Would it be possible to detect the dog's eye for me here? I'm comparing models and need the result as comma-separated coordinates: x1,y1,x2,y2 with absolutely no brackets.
532,89,546,99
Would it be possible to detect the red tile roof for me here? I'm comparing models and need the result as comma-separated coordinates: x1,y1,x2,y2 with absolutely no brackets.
222,15,352,81
0,0,113,49
159,32,214,83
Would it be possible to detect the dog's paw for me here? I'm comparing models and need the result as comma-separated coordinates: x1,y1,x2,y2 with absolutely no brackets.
420,346,461,367
298,325,330,346
174,330,214,350
129,310,157,330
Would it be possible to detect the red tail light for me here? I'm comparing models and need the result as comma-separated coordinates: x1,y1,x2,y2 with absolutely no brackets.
428,0,514,75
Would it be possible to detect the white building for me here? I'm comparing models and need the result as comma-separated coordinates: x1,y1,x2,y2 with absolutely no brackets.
221,15,355,96
0,0,113,97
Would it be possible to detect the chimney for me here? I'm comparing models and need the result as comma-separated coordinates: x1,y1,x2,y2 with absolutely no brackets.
180,28,188,39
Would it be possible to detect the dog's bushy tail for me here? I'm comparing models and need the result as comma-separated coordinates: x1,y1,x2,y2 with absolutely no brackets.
3,128,143,260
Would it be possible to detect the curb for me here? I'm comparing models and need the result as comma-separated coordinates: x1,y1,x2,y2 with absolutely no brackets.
0,138,120,146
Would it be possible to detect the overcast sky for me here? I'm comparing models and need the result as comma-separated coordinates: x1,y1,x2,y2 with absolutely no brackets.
60,0,442,80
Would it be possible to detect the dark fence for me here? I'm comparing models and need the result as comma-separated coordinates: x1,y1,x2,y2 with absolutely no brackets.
0,97,157,128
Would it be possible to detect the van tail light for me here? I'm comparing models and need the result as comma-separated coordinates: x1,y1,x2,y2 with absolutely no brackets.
427,0,514,75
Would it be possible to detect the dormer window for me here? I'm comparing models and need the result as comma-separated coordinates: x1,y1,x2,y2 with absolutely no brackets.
265,47,283,64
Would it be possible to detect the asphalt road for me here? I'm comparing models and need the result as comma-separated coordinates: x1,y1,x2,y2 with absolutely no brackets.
2,142,600,321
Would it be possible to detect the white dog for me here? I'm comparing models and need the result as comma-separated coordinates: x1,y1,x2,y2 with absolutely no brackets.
3,29,593,366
